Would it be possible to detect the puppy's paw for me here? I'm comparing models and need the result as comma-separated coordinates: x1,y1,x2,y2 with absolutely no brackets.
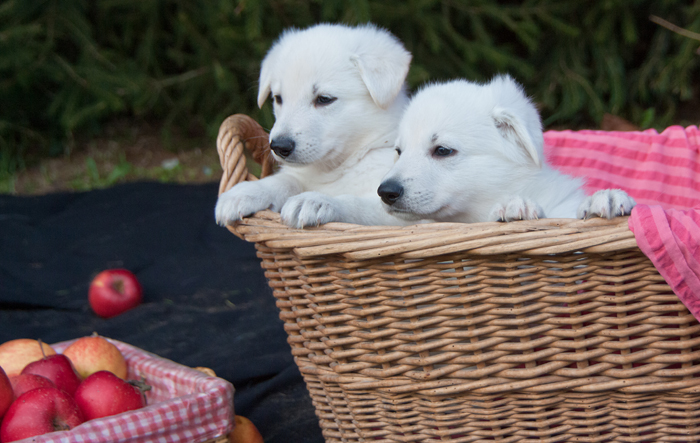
281,192,341,228
489,197,545,222
215,182,277,226
577,189,636,220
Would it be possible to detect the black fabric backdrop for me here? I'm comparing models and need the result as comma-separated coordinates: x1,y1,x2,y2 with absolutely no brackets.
0,182,324,443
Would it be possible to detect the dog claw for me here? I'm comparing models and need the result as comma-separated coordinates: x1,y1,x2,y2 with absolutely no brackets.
577,189,636,220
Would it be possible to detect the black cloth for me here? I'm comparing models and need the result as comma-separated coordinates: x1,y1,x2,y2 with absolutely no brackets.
0,182,323,443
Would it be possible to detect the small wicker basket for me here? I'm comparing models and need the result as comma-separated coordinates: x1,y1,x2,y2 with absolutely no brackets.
218,114,700,443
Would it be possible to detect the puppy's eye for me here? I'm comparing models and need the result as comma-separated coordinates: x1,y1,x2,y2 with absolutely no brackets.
432,146,454,157
395,147,402,156
315,95,337,106
274,95,282,105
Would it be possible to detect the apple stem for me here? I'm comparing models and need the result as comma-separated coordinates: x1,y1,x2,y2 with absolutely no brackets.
129,377,152,392
111,279,125,294
52,419,72,432
38,338,47,358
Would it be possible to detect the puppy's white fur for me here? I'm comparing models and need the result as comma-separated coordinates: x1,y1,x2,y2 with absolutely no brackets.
379,76,636,223
215,23,412,228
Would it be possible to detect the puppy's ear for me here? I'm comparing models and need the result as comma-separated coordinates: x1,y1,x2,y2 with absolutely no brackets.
351,31,412,109
489,75,543,168
257,57,273,109
258,43,284,108
492,106,542,168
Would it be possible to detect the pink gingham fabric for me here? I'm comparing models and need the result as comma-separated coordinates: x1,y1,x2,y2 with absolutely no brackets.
544,125,700,320
18,339,234,443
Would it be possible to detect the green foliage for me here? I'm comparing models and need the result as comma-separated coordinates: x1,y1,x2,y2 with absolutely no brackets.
69,154,132,191
1,0,698,177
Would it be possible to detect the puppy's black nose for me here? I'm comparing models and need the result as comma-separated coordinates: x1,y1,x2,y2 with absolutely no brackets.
377,180,404,205
270,137,295,158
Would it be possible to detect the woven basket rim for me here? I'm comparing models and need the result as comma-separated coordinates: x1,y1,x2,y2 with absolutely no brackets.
230,211,635,259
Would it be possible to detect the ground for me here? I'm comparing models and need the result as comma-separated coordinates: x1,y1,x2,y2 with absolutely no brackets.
4,120,223,195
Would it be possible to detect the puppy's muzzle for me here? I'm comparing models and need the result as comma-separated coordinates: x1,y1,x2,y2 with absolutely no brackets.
377,180,404,205
270,137,295,158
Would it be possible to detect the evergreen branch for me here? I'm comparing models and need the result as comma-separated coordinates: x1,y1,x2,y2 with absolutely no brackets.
53,54,90,89
156,67,211,88
650,15,700,42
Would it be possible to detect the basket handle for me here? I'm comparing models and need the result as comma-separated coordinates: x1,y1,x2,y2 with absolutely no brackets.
217,114,274,196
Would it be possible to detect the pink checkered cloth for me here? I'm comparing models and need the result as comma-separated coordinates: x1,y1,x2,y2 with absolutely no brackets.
23,339,234,443
544,125,700,320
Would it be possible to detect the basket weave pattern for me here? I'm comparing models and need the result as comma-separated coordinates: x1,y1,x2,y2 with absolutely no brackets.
218,115,700,442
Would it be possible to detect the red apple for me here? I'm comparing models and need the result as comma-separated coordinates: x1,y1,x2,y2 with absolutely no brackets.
21,354,82,397
73,371,146,420
0,339,56,377
0,387,84,442
0,366,14,421
62,334,128,379
89,269,143,318
229,415,264,443
10,373,55,398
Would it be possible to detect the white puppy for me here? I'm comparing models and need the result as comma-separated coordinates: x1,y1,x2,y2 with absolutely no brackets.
378,76,636,223
215,23,412,228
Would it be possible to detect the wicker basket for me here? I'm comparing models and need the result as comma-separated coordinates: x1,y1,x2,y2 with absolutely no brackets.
217,114,700,443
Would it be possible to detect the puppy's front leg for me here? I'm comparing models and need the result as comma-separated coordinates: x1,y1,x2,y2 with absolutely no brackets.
281,193,407,227
215,173,303,226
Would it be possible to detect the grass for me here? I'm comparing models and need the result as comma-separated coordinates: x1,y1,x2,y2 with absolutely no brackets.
65,154,213,192
1,120,222,195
